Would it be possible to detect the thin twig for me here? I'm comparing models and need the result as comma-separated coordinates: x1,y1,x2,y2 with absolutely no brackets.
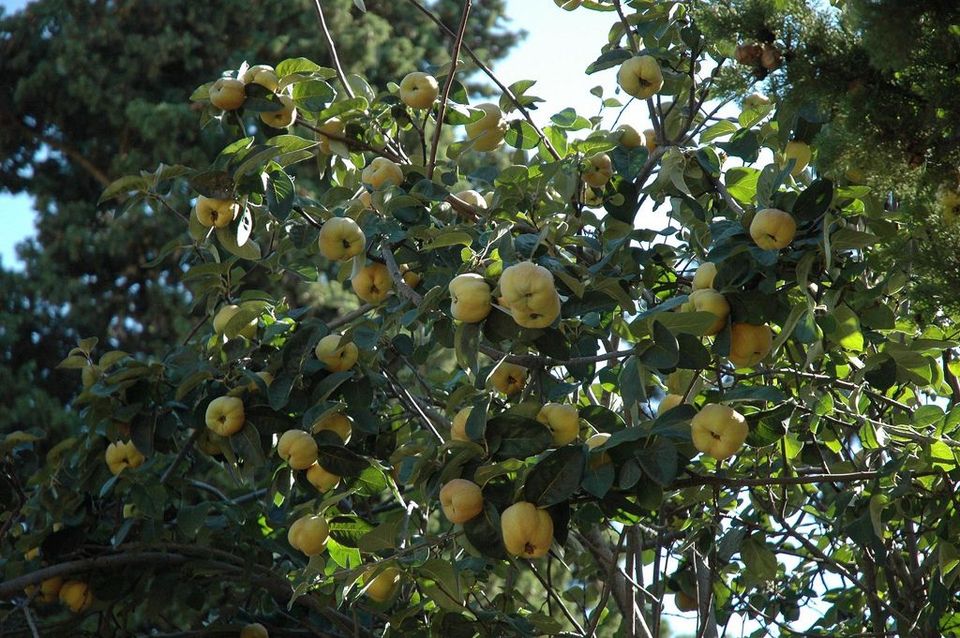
312,0,355,100
613,0,639,53
526,560,586,635
403,0,561,161
20,604,40,638
327,303,376,331
428,0,471,179
159,427,203,485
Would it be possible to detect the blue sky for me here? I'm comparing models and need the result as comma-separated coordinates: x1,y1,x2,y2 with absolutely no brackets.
0,0,640,272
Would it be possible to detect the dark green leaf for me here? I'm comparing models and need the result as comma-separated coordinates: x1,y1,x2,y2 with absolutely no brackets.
523,445,586,507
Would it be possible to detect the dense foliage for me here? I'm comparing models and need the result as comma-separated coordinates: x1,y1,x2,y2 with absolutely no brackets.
3,1,960,637
0,0,519,435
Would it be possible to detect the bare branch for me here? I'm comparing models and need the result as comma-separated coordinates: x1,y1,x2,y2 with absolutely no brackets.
312,0,355,100
403,0,561,161
428,0,471,179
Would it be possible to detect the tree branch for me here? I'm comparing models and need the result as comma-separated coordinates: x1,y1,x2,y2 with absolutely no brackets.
428,0,471,179
403,0,561,161
312,0,355,100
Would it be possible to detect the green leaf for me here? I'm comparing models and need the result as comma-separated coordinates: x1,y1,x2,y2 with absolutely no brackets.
653,311,717,336
792,179,833,221
266,168,295,220
423,231,474,250
98,175,150,205
215,225,261,261
724,167,760,205
638,320,679,370
327,515,375,548
276,57,323,77
585,49,632,74
485,415,553,461
454,321,480,377
316,444,369,476
291,79,336,112
463,502,505,559
603,176,640,224
523,445,586,507
634,438,677,486
824,304,864,351
357,513,403,553
233,422,266,468
700,120,737,143
741,535,778,581
619,356,647,410
418,558,465,611
831,228,879,251
311,372,352,405
550,108,592,130
504,120,541,150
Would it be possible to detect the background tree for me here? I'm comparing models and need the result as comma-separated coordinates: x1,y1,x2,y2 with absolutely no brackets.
0,0,519,434
694,0,960,313
3,1,960,638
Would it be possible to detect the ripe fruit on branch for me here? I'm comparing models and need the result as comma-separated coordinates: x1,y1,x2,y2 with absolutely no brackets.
209,77,246,111
743,93,771,109
213,304,258,339
449,273,492,323
240,623,269,638
783,141,811,176
729,323,773,368
242,65,279,92
362,157,404,190
277,430,319,470
439,478,484,523
616,124,645,148
260,94,296,128
59,580,93,613
586,432,612,468
690,404,748,460
205,396,246,436
657,393,684,416
454,189,488,211
685,289,730,336
352,262,393,304
450,406,473,442
760,43,782,70
194,196,239,228
643,128,657,153
501,501,554,558
691,262,717,290
536,403,580,446
316,117,345,154
25,576,63,604
104,440,145,475
318,217,366,261
465,103,508,152
675,591,698,612
306,463,340,492
314,334,360,372
750,208,797,250
287,514,329,556
400,264,421,288
499,262,562,329
312,411,353,442
617,55,664,99
583,153,614,188
399,71,440,109
489,361,528,396
734,43,763,66
363,566,401,602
